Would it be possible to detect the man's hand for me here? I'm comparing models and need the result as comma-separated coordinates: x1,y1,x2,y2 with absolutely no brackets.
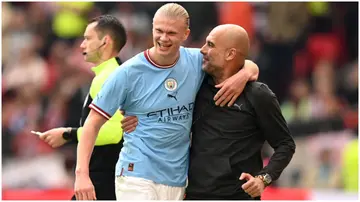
74,172,96,200
75,110,106,200
214,70,250,107
120,111,138,133
214,60,259,107
240,172,265,198
38,127,69,148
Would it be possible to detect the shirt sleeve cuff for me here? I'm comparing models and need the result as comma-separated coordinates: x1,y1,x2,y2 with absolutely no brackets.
89,103,111,120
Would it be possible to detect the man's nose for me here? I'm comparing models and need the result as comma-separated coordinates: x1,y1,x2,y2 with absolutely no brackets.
160,33,169,41
80,41,86,49
200,45,207,55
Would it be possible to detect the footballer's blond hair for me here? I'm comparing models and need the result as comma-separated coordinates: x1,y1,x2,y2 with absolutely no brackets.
154,3,190,29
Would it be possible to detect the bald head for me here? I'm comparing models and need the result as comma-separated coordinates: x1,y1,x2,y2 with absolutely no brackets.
200,24,250,80
210,24,250,57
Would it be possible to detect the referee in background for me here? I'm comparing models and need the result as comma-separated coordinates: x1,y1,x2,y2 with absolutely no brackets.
36,15,127,200
185,25,296,200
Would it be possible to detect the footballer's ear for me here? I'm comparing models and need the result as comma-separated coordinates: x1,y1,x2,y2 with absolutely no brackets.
183,28,190,41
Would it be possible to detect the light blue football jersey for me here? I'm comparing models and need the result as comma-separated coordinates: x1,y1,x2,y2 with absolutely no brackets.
90,46,205,187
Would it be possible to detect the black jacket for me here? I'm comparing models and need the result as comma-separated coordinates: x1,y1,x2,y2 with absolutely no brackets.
186,76,296,199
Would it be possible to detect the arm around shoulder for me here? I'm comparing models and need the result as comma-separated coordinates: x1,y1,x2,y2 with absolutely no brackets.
244,60,259,81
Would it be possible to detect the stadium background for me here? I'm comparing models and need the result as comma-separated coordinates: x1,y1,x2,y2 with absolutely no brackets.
1,2,358,200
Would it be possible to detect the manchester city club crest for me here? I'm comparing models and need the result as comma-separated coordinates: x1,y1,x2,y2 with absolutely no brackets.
164,78,177,91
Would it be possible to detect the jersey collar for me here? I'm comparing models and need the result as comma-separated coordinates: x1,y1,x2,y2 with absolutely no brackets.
91,57,120,75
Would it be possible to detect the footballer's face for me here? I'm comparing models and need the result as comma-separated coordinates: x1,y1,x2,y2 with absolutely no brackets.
152,13,190,58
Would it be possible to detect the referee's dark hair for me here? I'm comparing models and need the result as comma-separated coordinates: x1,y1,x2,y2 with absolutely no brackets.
90,15,127,53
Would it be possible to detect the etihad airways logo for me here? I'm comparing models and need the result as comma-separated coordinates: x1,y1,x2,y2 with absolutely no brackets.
147,102,194,123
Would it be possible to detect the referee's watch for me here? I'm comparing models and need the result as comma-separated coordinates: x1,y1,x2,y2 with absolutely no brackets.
255,173,272,187
62,128,72,141
62,128,77,141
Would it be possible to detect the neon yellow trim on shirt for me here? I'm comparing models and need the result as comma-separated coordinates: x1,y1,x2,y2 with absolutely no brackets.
78,57,123,145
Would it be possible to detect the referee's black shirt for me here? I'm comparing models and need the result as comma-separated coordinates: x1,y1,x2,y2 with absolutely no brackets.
186,75,296,200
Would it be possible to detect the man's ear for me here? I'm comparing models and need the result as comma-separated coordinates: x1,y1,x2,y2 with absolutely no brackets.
104,35,111,45
183,28,190,41
225,48,237,61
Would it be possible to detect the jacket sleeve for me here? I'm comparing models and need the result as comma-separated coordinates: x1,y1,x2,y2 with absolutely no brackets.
248,83,296,181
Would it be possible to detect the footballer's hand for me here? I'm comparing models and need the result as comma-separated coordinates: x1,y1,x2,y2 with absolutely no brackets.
214,71,248,107
214,60,259,107
74,173,96,200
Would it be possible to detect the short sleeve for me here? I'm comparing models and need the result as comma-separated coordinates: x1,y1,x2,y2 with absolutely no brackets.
89,67,128,120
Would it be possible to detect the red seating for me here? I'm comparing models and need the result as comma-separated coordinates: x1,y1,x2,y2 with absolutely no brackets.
307,33,341,67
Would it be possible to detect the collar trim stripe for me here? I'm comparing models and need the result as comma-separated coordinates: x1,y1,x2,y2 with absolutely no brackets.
144,49,178,68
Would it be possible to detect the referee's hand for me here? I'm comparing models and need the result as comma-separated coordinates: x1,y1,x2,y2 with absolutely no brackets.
75,172,96,200
37,128,68,148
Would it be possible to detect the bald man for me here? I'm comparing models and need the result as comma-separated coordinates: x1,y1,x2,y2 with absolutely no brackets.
185,24,296,200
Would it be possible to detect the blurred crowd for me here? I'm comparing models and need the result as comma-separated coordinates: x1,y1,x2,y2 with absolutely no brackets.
2,2,358,192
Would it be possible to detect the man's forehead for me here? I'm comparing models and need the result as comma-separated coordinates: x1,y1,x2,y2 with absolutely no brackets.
206,32,218,42
208,29,229,44
84,23,98,35
85,24,95,32
153,18,176,26
87,22,98,29
153,21,178,32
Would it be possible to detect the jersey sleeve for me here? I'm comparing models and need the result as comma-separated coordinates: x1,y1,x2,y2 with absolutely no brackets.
89,67,128,120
